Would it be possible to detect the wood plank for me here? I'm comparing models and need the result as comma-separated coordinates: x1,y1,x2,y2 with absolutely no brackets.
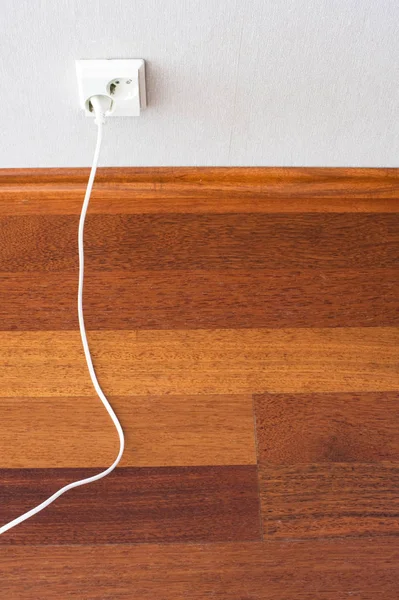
1,213,398,272
0,328,397,397
1,539,398,599
2,166,399,189
1,269,398,330
0,466,260,545
0,394,256,468
259,463,399,539
2,194,398,216
1,167,399,216
254,391,399,464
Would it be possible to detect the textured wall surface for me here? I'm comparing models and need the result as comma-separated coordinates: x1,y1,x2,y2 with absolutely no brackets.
1,0,398,167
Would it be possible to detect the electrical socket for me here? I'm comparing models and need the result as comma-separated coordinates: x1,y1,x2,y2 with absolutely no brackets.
75,59,147,117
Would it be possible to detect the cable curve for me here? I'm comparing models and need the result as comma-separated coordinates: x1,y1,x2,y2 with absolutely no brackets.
0,110,124,536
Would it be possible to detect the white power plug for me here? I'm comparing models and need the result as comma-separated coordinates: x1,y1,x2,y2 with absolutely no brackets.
0,76,126,536
76,59,147,117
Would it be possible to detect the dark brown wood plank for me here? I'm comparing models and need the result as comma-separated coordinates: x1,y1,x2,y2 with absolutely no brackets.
1,269,398,330
255,392,399,539
1,213,398,272
0,394,256,468
1,539,398,599
0,466,260,545
254,391,399,464
259,463,399,539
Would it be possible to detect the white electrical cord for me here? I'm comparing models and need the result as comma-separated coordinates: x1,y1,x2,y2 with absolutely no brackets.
0,95,124,536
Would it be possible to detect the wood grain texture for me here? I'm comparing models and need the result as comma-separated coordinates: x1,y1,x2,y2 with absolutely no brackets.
0,168,399,216
259,463,399,539
1,213,398,272
0,466,260,545
0,328,396,397
1,269,398,330
0,167,398,597
1,539,398,599
254,391,399,464
0,394,256,468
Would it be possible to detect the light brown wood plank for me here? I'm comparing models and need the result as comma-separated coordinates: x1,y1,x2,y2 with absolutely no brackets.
2,195,398,216
1,167,399,216
254,391,399,464
0,394,256,468
1,269,398,330
0,466,261,545
0,328,397,397
1,213,398,272
1,539,398,599
259,463,399,540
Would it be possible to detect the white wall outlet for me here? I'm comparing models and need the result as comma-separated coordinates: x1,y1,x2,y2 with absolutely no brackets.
75,59,146,117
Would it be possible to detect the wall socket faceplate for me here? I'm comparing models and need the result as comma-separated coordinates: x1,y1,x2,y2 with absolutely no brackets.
75,59,146,117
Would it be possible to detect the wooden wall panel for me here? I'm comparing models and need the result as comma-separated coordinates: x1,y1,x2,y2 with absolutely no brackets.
259,463,399,539
0,466,261,545
254,391,399,464
0,328,397,397
1,213,398,272
1,269,397,330
1,167,399,216
0,167,398,598
0,394,256,468
1,539,398,599
255,391,399,539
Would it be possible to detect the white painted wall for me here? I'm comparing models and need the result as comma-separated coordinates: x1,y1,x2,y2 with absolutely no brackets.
1,0,398,167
